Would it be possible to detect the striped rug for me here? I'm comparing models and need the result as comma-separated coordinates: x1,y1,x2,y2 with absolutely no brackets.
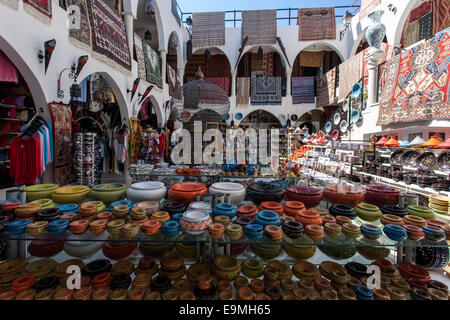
291,77,315,104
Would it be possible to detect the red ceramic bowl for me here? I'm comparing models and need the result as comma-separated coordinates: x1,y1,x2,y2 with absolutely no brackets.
230,235,248,256
364,185,400,207
259,202,284,216
323,185,365,207
237,205,258,218
102,242,138,261
286,186,323,208
28,240,65,258
284,201,306,217
168,183,207,205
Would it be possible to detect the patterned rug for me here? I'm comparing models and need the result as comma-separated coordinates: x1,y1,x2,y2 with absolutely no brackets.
48,102,72,186
292,77,315,104
23,0,52,24
0,0,18,9
419,12,434,40
167,64,180,96
410,1,431,22
129,118,141,165
359,0,381,21
263,53,274,77
298,7,336,41
242,10,277,45
316,68,336,107
433,0,450,34
300,51,325,68
192,12,225,48
237,77,250,107
361,43,395,86
66,0,91,52
134,34,146,81
142,39,163,89
338,51,363,101
205,77,230,96
251,77,282,105
251,53,264,71
378,28,450,126
87,0,131,75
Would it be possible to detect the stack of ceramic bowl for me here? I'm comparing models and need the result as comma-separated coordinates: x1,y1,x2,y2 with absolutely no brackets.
89,184,127,206
406,205,436,220
213,203,237,219
323,185,365,207
364,185,401,207
51,186,91,204
355,203,382,222
209,182,246,206
246,182,284,205
23,184,59,202
180,210,212,235
133,201,159,216
254,210,281,227
380,205,407,218
429,195,449,216
30,199,55,210
285,186,324,208
329,204,357,220
163,201,186,216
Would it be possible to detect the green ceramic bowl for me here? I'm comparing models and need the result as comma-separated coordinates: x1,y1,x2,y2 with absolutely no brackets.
84,201,106,213
406,205,435,220
355,204,382,222
241,259,264,278
24,184,59,201
30,199,55,209
282,235,316,260
89,184,127,206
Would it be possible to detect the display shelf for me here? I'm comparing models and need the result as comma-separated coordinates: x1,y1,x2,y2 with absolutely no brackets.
0,103,33,111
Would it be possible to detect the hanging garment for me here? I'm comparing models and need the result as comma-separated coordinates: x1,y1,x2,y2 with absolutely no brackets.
0,51,19,84
9,136,42,185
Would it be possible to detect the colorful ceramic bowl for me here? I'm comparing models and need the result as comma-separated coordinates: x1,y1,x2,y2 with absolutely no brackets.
168,183,208,205
285,186,323,208
23,184,59,201
89,184,127,205
323,185,365,207
364,185,401,207
52,186,91,204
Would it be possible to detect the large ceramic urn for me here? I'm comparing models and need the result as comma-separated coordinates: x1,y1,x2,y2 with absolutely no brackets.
366,10,386,54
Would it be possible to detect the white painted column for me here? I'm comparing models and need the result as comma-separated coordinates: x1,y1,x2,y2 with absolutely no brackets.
177,68,184,85
365,51,385,107
286,68,292,101
123,13,135,59
231,70,237,97
160,50,167,84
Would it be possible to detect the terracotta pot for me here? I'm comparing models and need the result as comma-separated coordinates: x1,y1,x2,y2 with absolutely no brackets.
237,205,258,218
10,275,35,293
323,185,365,207
284,201,306,217
259,202,284,216
295,210,323,226
168,183,208,205
285,186,323,208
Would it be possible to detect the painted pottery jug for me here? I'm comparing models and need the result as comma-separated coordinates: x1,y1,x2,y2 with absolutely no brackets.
366,10,386,53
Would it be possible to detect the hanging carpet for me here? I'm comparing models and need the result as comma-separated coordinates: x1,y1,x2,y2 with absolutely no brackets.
298,7,336,41
192,11,225,48
241,10,277,45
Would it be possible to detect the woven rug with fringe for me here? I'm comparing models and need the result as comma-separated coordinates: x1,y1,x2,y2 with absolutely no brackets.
48,102,72,186
359,0,381,21
66,0,91,52
0,0,18,9
251,77,282,105
23,0,52,24
134,34,146,81
300,51,325,68
316,68,336,107
87,0,131,75
292,77,315,104
378,28,450,126
433,0,450,34
237,77,250,107
338,51,362,101
298,7,336,41
192,11,225,48
205,77,231,96
142,38,163,88
242,10,277,45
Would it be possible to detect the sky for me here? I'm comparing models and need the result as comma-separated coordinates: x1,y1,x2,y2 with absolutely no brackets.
177,0,361,26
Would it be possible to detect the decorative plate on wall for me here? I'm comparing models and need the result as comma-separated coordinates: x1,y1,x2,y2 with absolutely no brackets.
401,150,421,167
235,113,243,120
340,120,348,133
325,122,332,133
416,152,437,170
390,150,405,166
437,152,449,172
333,113,341,125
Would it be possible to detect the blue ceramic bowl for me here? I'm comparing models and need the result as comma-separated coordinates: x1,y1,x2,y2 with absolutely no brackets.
244,224,264,240
325,122,332,133
360,224,382,239
56,204,79,214
422,225,446,242
172,212,183,222
383,224,407,242
161,221,180,237
8,220,31,235
355,285,373,300
48,219,70,235
213,203,237,219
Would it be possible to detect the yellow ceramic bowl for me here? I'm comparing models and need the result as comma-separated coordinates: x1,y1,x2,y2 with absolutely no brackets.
53,186,91,195
23,184,59,201
30,199,56,209
52,189,90,204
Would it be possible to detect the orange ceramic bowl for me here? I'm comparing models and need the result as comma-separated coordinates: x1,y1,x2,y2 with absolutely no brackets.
295,210,323,226
284,201,306,217
168,183,208,205
259,202,284,216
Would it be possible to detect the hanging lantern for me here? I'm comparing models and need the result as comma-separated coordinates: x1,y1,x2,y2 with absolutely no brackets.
257,46,263,60
204,49,211,63
70,81,82,98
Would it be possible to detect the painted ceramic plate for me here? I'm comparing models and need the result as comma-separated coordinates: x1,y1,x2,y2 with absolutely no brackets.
331,130,340,142
325,122,332,133
279,114,287,122
343,99,349,112
390,150,405,166
340,120,348,133
224,114,230,120
416,152,436,170
235,113,243,120
351,110,360,124
437,151,450,172
351,83,362,99
291,114,298,122
333,113,341,125
401,150,421,167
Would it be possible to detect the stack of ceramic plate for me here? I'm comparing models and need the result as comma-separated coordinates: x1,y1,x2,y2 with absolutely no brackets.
429,194,450,216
